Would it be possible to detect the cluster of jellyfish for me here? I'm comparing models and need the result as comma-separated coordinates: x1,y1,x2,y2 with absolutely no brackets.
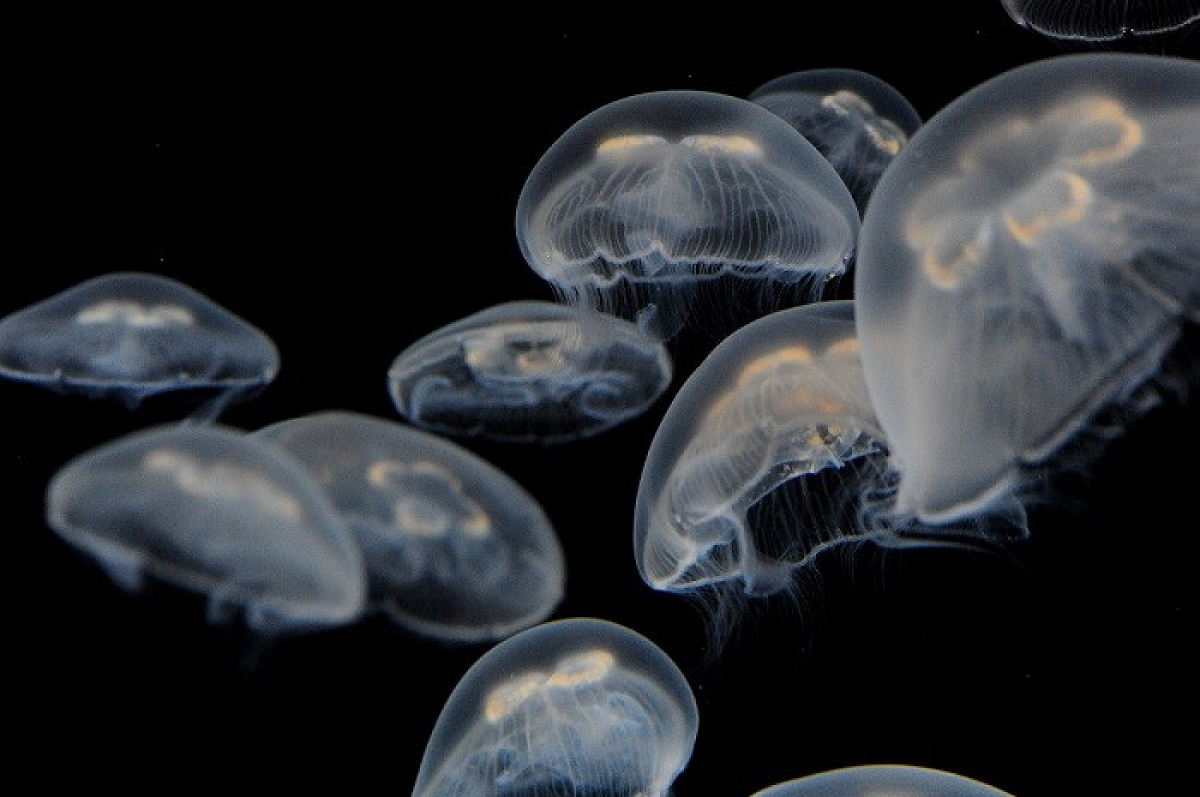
2,21,1197,795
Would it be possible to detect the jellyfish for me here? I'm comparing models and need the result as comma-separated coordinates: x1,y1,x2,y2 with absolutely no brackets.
515,90,859,341
387,300,673,443
854,53,1200,525
635,300,893,616
45,423,366,635
1000,0,1200,41
0,272,279,414
748,68,922,215
254,411,564,643
752,764,1014,796
411,617,698,797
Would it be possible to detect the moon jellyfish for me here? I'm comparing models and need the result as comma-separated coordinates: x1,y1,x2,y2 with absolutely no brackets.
0,272,279,413
516,90,859,340
255,411,564,642
855,53,1200,525
387,300,672,443
45,423,365,635
1000,0,1200,40
749,68,921,215
753,765,1014,797
411,617,698,797
635,300,889,609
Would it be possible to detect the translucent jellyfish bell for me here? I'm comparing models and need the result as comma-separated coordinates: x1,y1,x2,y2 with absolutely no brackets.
516,90,859,340
254,411,564,642
1000,0,1200,41
412,617,698,797
855,53,1200,525
635,300,887,599
753,764,1014,796
388,300,672,442
45,423,365,635
748,68,922,215
0,272,279,412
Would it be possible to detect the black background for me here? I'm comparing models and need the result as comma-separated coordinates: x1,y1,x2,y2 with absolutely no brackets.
7,7,1198,796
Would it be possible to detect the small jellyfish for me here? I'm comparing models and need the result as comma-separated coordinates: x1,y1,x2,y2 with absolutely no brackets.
635,300,889,606
411,617,698,797
516,90,859,340
752,765,1014,796
1000,0,1200,41
749,68,922,215
45,423,365,635
254,411,564,642
0,272,279,412
855,53,1200,525
387,300,673,443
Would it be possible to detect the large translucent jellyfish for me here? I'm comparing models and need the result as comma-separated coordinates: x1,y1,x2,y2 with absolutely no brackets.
411,617,698,797
748,68,922,215
635,300,888,602
254,411,564,642
45,423,365,635
0,272,279,411
387,300,672,443
1000,0,1200,41
753,765,1014,796
855,53,1200,525
516,90,859,340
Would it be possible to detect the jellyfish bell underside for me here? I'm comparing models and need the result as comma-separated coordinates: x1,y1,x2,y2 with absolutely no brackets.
855,52,1200,527
388,300,672,443
515,90,860,341
749,67,922,215
254,410,565,643
1000,0,1200,41
753,764,1015,797
0,272,279,414
411,617,698,797
635,300,897,601
45,423,366,636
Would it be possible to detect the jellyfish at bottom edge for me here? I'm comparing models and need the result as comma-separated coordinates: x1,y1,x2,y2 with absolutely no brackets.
752,764,1014,796
412,617,698,797
45,422,366,636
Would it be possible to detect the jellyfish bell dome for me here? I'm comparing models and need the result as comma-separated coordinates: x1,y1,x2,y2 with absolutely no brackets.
516,89,859,340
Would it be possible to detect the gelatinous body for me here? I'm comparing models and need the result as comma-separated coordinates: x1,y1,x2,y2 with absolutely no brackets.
516,90,859,339
635,301,886,597
0,272,279,408
1001,0,1200,40
388,300,672,442
856,53,1200,523
45,423,365,633
255,411,564,642
412,618,698,797
749,68,921,215
753,764,1014,796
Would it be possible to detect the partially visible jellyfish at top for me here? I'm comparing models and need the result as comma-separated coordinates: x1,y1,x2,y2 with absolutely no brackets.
752,765,1014,797
255,411,565,643
855,52,1200,528
411,617,698,797
0,272,279,418
635,300,903,636
1000,0,1200,41
749,68,921,216
516,90,859,342
44,423,366,638
388,300,672,443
